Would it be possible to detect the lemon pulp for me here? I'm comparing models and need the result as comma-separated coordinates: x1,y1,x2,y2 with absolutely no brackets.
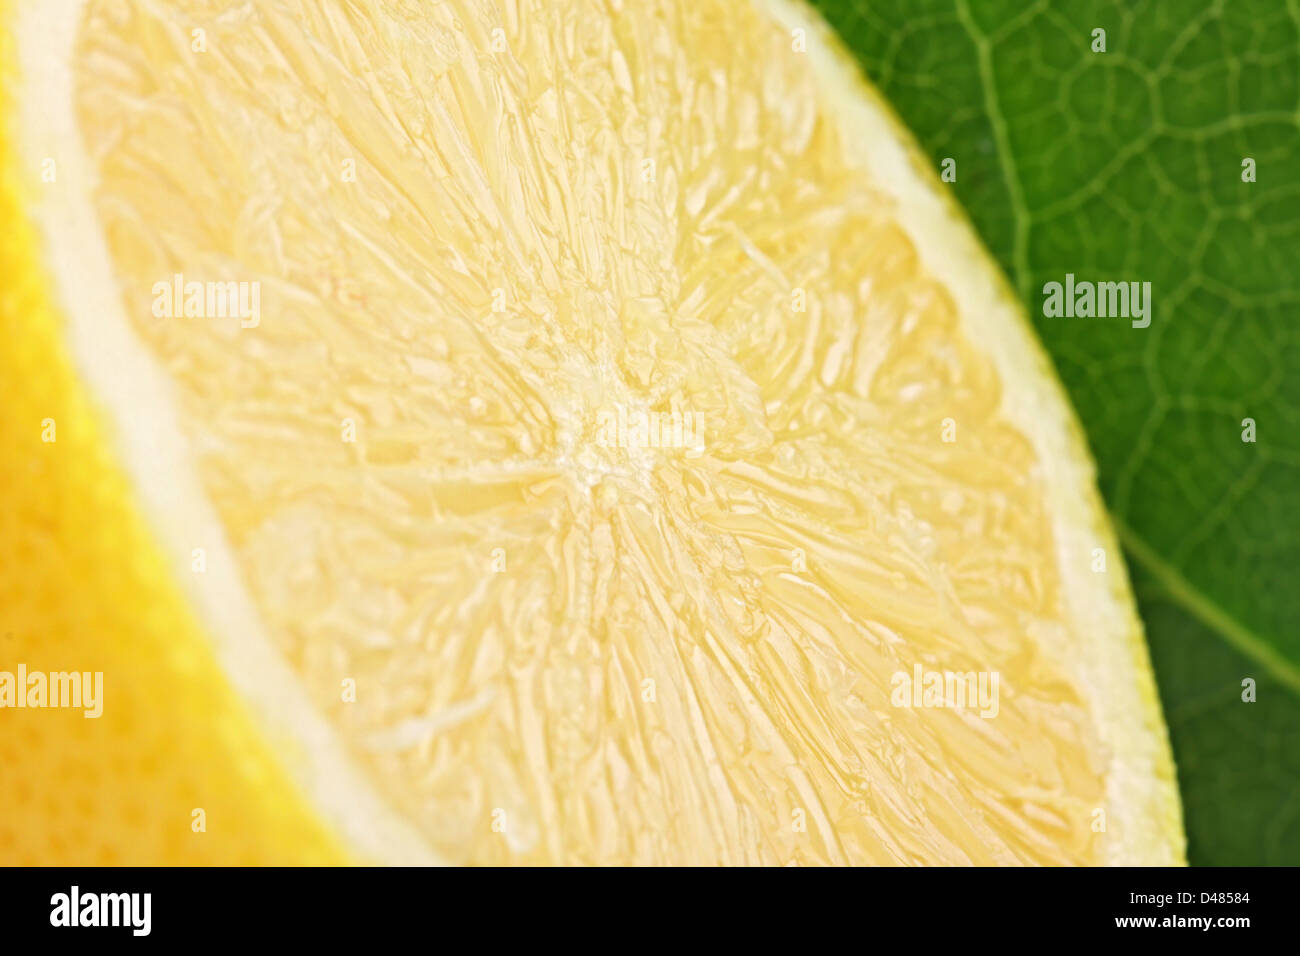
1,0,1182,865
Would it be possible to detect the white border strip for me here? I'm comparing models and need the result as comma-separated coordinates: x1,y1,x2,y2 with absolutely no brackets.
755,0,1183,864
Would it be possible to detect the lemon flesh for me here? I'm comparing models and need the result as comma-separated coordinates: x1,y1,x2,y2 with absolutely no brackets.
2,0,1183,865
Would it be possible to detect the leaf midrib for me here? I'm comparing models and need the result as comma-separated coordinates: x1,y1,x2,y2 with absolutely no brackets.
1113,513,1300,695
941,2,1299,703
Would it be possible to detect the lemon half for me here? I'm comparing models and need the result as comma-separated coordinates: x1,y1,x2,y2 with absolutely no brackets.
0,0,1183,865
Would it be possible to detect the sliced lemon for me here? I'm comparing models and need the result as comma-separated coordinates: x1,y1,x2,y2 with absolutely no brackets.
0,0,1183,865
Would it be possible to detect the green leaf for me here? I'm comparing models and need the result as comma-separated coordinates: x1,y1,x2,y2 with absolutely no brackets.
811,0,1300,865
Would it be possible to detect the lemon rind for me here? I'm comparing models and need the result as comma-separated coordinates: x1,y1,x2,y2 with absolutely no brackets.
11,0,443,866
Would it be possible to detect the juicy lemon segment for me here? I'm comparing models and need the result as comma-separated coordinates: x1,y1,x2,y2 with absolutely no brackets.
2,0,1183,865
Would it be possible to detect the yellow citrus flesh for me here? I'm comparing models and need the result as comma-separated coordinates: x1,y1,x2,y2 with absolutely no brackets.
1,0,1183,864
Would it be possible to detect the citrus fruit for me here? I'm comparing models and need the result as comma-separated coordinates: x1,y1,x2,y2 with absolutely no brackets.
0,0,1184,864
